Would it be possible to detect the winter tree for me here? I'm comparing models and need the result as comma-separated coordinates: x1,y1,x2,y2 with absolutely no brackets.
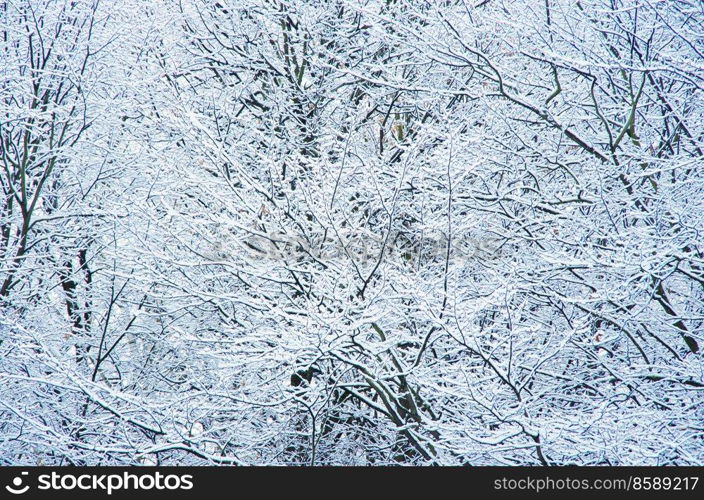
1,0,702,465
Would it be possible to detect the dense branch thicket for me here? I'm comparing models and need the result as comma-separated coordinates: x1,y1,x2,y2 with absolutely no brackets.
1,0,703,465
